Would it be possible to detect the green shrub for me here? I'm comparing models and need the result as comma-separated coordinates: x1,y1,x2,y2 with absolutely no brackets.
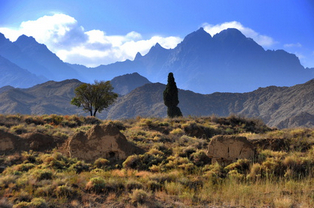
10,124,27,134
147,180,162,192
260,157,285,178
126,180,143,192
50,114,64,125
170,128,184,135
190,150,211,166
224,159,251,175
123,155,141,169
129,189,149,205
247,163,262,180
14,197,47,208
21,151,37,163
0,175,17,188
84,116,101,125
55,185,76,198
69,161,90,173
85,177,106,193
178,146,196,158
14,163,35,172
94,158,110,169
32,169,53,181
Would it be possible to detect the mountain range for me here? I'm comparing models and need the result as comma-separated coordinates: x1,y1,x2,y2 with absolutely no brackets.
1,28,314,128
0,74,314,129
71,28,314,93
0,28,313,93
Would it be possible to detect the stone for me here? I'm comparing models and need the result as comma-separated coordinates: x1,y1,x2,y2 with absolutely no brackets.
184,123,214,139
66,124,143,162
207,135,254,165
21,132,58,151
0,130,62,154
0,130,18,152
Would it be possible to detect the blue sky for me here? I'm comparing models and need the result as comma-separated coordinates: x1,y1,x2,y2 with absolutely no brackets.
0,0,313,67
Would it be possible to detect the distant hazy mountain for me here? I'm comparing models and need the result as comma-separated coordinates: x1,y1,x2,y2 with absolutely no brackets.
0,79,84,115
14,35,83,81
1,28,313,93
0,54,46,88
0,85,14,94
105,79,314,128
76,28,313,94
0,33,51,81
1,76,313,128
111,72,151,95
0,33,84,88
0,73,151,116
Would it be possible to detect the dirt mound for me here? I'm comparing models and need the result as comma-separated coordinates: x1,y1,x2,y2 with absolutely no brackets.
66,124,143,162
0,130,19,152
20,132,62,151
184,123,215,139
207,135,255,165
0,130,61,154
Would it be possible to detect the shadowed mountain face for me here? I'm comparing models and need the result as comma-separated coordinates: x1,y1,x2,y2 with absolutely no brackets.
14,35,83,81
0,54,46,88
105,79,314,128
0,79,85,115
0,28,314,128
75,28,313,94
110,72,151,95
0,34,84,88
1,77,313,128
0,28,313,93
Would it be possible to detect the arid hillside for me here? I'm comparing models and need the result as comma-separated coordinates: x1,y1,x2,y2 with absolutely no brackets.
1,78,314,129
1,115,314,207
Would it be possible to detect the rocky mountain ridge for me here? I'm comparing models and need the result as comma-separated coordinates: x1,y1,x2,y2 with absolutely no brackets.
0,75,314,129
78,28,312,93
0,28,313,93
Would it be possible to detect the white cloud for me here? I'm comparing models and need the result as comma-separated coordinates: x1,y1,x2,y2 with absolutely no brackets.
0,13,182,67
284,43,302,48
202,21,276,47
294,52,305,60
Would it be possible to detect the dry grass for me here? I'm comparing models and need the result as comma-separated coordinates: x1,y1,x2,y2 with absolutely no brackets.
1,115,314,207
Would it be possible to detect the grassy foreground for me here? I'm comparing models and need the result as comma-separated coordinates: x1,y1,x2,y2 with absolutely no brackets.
1,114,314,207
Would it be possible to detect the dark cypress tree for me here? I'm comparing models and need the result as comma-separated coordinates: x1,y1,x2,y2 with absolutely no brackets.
163,72,183,118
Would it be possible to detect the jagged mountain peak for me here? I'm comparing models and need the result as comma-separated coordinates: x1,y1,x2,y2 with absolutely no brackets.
182,27,212,44
212,28,265,54
213,28,256,46
154,42,162,48
0,33,12,45
135,52,143,60
0,33,7,41
15,34,37,44
111,72,151,95
14,34,48,52
147,42,167,54
214,28,246,39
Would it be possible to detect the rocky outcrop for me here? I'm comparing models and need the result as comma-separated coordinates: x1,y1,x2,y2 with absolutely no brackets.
66,124,143,162
20,132,60,151
0,130,18,152
0,130,60,154
184,123,215,139
207,135,255,165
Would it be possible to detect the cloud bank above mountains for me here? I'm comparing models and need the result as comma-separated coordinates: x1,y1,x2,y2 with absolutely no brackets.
0,14,182,67
0,13,307,67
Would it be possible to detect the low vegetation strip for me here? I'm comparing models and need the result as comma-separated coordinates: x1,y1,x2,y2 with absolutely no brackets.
0,114,314,207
